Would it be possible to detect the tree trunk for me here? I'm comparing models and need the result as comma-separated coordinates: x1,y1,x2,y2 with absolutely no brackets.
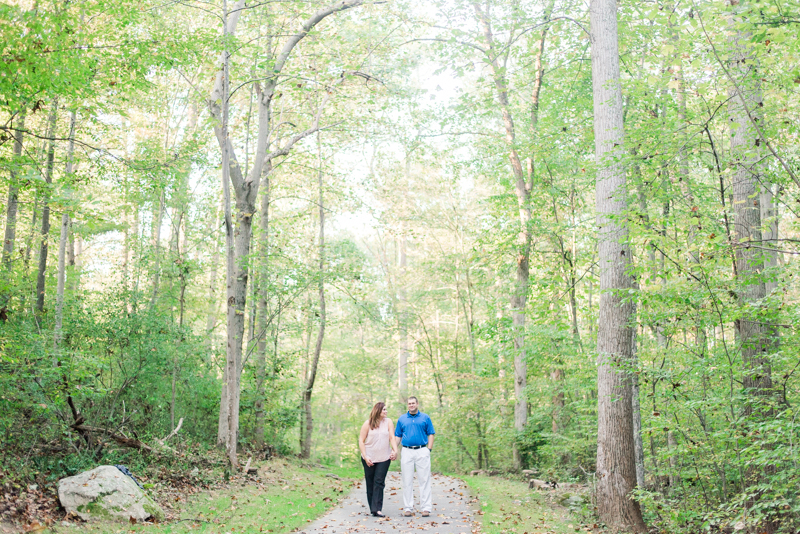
1,109,26,312
729,8,774,415
300,136,326,459
632,332,645,489
21,196,38,313
73,234,82,294
66,223,75,294
728,18,778,533
207,202,222,342
54,111,77,355
35,98,59,315
149,190,165,309
667,430,679,489
590,0,646,529
254,163,272,448
397,227,409,405
550,368,564,433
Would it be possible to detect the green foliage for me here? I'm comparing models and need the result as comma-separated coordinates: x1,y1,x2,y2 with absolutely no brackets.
2,0,800,532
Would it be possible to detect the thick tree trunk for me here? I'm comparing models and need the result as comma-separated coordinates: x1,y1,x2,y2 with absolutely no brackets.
300,139,326,459
54,111,77,355
35,98,59,315
729,25,777,534
590,0,646,529
1,110,25,312
729,11,773,415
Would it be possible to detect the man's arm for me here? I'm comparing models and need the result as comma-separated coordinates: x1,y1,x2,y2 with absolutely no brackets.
427,416,435,450
394,418,403,449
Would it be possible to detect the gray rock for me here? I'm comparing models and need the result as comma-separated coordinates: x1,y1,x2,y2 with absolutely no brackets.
58,465,164,522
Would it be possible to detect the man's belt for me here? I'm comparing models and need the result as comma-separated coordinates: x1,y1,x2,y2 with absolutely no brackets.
403,445,426,449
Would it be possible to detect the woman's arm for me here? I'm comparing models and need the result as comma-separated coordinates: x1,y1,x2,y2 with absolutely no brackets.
388,419,397,460
359,421,373,466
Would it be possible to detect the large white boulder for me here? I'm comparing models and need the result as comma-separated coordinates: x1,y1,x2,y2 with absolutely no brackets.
58,465,164,522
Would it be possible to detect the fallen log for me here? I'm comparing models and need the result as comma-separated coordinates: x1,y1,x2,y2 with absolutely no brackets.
72,425,154,453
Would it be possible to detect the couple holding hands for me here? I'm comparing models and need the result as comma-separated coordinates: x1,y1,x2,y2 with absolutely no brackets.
357,396,435,518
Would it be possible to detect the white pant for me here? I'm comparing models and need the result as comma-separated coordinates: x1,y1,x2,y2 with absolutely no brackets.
400,447,432,512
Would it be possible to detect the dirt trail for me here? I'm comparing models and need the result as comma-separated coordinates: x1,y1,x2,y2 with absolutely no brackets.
300,471,479,534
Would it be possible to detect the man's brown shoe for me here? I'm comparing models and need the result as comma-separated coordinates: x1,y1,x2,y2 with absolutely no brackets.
403,511,413,517
421,511,430,517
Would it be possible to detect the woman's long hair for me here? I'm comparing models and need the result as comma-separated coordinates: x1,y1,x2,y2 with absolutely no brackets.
369,402,386,430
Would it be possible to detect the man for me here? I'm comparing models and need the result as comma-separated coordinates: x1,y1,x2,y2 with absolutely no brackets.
394,396,435,517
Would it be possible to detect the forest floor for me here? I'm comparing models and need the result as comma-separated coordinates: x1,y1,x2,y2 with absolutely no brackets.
2,458,600,534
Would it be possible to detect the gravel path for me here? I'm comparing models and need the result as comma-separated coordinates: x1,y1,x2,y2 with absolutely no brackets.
299,471,478,534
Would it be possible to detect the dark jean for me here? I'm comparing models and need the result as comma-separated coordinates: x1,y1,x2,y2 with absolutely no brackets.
361,458,391,514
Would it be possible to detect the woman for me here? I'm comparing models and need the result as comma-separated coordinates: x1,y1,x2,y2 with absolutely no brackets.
358,402,397,517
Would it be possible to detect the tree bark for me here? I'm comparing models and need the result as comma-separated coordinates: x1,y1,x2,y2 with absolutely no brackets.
550,368,564,434
300,135,326,459
728,18,778,532
1,109,26,312
22,196,38,312
397,225,409,405
632,331,645,490
149,190,165,309
590,0,646,528
254,162,272,448
728,8,773,414
54,111,77,355
35,98,59,315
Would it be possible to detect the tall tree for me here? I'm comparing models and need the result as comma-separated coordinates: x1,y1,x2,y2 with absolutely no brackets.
53,111,77,353
469,0,552,470
35,98,59,315
208,0,366,466
300,133,326,459
727,8,778,532
1,109,25,312
590,0,646,528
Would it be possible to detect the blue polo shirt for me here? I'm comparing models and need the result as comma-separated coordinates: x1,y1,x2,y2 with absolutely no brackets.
395,411,435,447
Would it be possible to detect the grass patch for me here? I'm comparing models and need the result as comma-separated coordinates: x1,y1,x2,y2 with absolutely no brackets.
321,463,363,480
51,458,354,534
461,475,602,534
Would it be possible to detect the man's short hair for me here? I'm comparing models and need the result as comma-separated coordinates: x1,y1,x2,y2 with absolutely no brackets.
408,396,418,403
